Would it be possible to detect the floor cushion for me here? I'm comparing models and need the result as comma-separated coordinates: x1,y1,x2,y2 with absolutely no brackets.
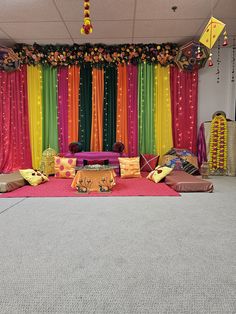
0,171,26,193
62,151,124,175
165,170,213,192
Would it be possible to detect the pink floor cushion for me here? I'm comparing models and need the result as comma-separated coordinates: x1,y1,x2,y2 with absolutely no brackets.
165,170,213,192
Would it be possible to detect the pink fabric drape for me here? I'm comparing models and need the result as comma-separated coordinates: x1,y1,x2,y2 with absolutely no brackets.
0,65,32,173
170,67,198,154
57,67,69,153
127,64,138,157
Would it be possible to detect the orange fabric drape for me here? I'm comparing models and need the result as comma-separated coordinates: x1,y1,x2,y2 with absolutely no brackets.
90,67,104,151
68,66,80,143
116,64,128,154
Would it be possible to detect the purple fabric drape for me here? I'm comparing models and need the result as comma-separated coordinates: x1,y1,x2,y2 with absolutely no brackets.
197,123,207,167
0,65,32,173
57,67,68,153
127,64,138,157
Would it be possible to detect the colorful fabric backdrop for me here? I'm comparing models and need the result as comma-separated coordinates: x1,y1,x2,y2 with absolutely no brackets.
0,64,198,173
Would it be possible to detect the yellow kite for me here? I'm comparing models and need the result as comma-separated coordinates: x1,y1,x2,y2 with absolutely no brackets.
199,17,225,49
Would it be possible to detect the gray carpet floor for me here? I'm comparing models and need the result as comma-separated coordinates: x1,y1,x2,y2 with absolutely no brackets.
0,176,236,314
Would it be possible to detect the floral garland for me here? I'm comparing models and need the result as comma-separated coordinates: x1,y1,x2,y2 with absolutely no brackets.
10,43,179,67
209,115,228,171
81,0,93,35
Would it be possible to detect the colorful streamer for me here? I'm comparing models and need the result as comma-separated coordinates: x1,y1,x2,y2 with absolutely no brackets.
154,65,173,156
90,67,104,151
57,67,68,153
68,66,80,143
27,65,43,169
42,66,59,152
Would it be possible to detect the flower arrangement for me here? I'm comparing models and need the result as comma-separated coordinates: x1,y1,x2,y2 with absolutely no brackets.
209,114,228,171
11,43,178,67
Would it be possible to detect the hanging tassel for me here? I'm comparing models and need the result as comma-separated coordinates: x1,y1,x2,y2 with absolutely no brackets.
208,52,213,67
81,0,93,35
196,45,201,60
222,30,228,46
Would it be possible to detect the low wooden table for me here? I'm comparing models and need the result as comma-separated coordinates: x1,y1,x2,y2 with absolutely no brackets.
71,165,117,193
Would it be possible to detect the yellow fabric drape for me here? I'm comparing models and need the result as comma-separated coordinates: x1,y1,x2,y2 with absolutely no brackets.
116,64,129,154
27,65,43,169
68,66,80,143
154,65,173,156
90,68,104,151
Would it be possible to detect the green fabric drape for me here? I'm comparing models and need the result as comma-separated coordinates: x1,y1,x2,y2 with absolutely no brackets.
138,63,155,154
103,65,117,151
42,66,59,152
79,64,92,151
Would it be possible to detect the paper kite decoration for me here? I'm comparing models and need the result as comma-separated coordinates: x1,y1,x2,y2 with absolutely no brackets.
199,17,225,49
175,41,209,71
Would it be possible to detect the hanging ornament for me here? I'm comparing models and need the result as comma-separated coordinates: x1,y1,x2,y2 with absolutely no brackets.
232,38,235,82
222,30,228,46
216,40,220,83
196,45,201,60
81,0,93,35
199,16,225,49
208,52,213,67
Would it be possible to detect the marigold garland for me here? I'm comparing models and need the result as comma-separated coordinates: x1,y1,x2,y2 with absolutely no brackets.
209,114,228,171
81,0,93,35
10,43,178,67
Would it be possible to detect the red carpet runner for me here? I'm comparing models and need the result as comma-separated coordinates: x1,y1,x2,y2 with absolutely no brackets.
0,176,180,198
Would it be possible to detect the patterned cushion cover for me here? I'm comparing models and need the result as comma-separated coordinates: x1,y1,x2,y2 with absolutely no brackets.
118,157,141,178
54,157,76,178
160,155,183,170
180,159,200,175
165,148,195,157
140,154,159,172
147,166,173,183
19,169,48,186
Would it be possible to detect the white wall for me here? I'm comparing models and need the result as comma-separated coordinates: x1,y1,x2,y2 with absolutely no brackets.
198,47,236,125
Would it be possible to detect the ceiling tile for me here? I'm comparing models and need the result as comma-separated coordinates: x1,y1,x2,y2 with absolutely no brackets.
196,18,236,37
134,19,204,38
73,38,133,45
135,0,218,19
55,0,135,21
0,22,70,40
16,39,74,45
0,39,15,47
223,19,236,35
0,0,61,22
214,0,236,19
0,29,11,39
66,21,133,39
132,36,194,45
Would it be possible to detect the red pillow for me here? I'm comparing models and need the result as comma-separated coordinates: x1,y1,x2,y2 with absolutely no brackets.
140,154,159,172
83,159,109,166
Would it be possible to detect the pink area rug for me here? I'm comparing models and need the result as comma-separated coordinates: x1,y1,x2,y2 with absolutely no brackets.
0,176,180,198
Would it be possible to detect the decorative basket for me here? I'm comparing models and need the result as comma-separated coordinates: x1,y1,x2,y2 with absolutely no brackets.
40,147,57,176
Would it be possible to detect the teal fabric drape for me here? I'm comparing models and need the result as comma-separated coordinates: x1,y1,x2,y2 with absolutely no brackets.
138,63,155,154
42,66,59,152
79,64,92,151
103,65,117,151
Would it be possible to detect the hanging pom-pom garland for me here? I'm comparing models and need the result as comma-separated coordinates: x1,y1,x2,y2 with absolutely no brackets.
216,40,220,83
81,0,93,35
208,52,213,67
222,30,228,46
232,38,235,83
